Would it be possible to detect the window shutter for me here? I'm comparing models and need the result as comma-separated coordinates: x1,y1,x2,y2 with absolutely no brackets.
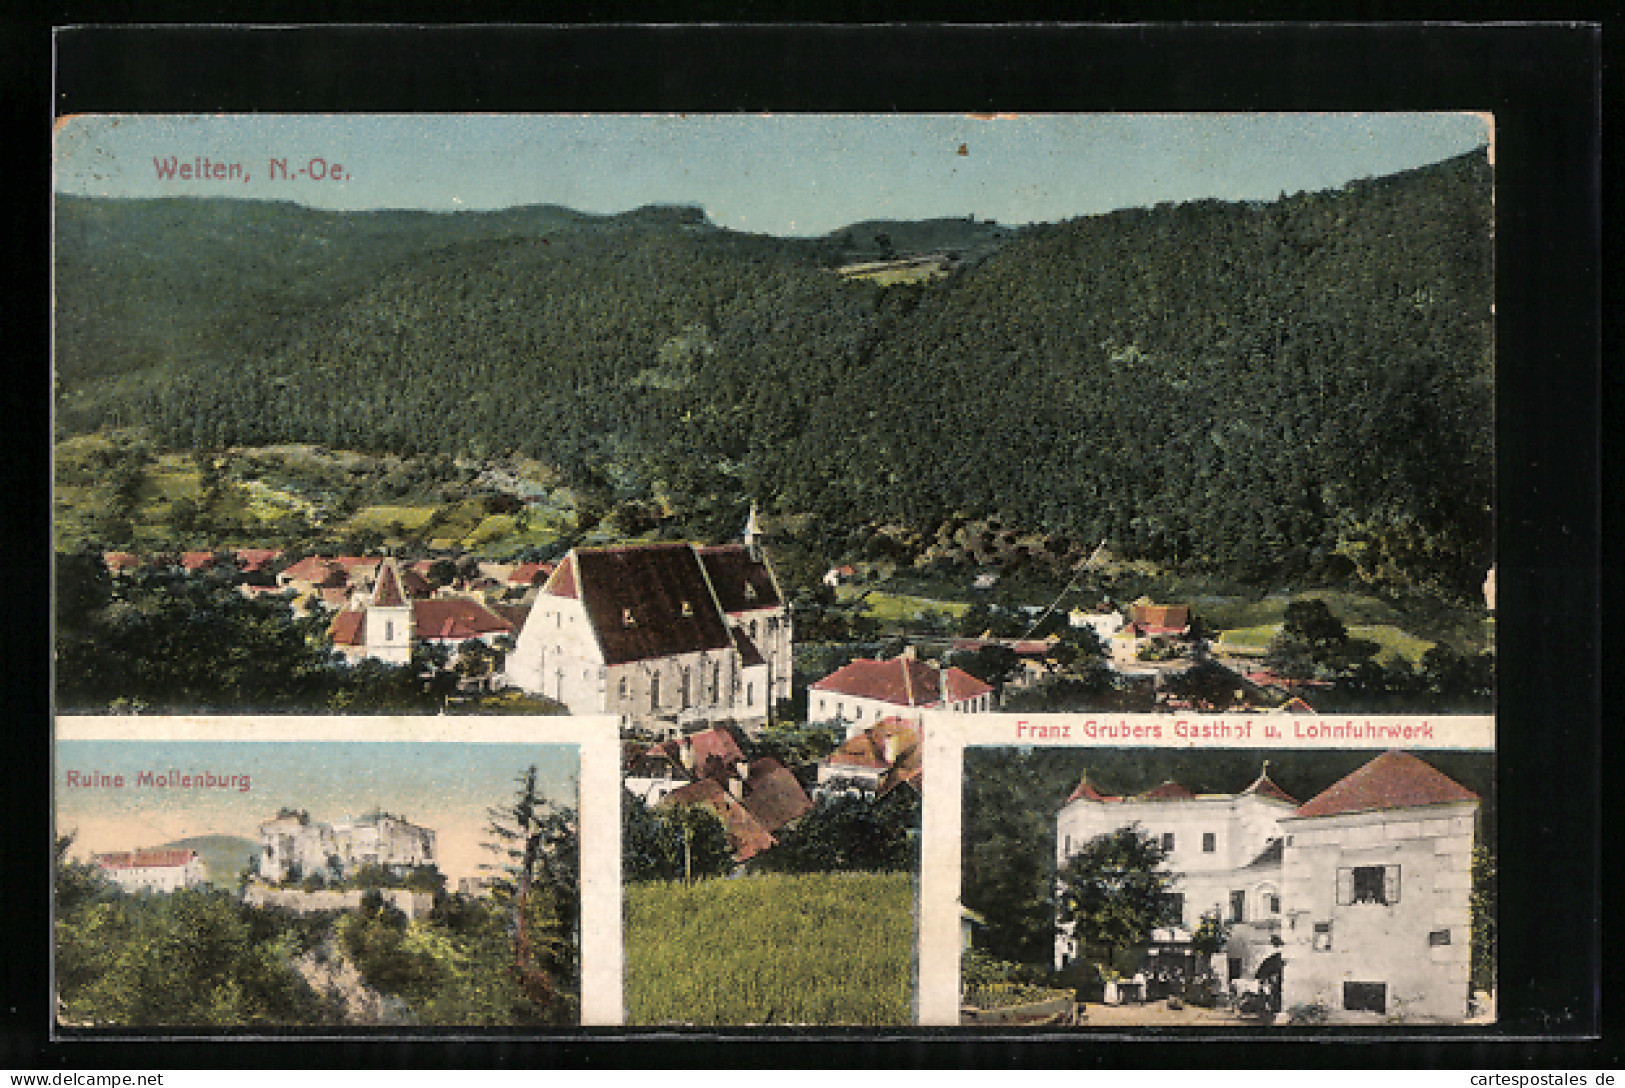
1384,864,1401,904
1336,868,1354,906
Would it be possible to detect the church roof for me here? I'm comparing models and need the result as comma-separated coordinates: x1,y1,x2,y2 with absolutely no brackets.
373,560,407,607
698,544,782,613
553,544,734,666
1294,750,1478,819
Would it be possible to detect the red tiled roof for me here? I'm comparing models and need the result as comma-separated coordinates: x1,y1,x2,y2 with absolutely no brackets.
281,556,344,585
741,758,813,832
827,719,920,771
1295,750,1478,819
544,555,579,599
319,586,351,608
330,610,365,646
660,779,776,861
879,743,924,797
236,548,282,573
698,544,782,614
812,657,991,707
181,551,217,571
102,552,143,574
1130,604,1190,634
1278,696,1316,713
559,544,734,666
1241,765,1299,806
412,598,513,641
509,561,554,586
398,569,433,598
373,561,407,607
490,603,532,630
1065,772,1121,804
1136,780,1196,801
941,666,994,703
683,727,747,781
95,849,198,870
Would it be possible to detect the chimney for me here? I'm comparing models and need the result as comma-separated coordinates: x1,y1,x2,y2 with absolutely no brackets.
901,644,917,660
883,731,900,765
679,739,695,771
728,776,744,801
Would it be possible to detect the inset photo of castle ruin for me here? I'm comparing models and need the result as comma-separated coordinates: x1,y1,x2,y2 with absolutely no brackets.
961,747,1493,1027
53,738,580,1028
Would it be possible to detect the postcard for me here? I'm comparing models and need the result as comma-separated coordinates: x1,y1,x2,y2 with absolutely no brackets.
54,112,1496,1032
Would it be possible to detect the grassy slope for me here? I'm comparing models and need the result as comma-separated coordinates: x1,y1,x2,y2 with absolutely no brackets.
625,871,915,1025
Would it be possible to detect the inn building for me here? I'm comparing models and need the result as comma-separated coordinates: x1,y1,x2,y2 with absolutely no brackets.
1054,750,1480,1023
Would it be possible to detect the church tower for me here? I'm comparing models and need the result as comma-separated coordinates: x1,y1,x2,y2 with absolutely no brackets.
365,558,413,666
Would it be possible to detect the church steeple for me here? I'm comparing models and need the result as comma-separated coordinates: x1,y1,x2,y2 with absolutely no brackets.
743,502,763,560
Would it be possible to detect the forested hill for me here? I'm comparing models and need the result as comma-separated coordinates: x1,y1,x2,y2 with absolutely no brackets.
56,149,1492,593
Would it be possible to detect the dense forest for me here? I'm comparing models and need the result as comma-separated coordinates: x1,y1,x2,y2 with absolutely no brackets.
55,149,1492,595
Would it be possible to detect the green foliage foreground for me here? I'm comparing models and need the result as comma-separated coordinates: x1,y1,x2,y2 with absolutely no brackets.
624,871,914,1025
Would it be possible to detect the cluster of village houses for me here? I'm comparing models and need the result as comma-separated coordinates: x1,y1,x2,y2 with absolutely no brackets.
1052,749,1481,1023
87,531,1487,1022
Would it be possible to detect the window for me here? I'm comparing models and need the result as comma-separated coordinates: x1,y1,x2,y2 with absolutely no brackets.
680,668,691,709
1202,832,1216,853
1229,890,1245,923
384,620,394,641
1343,982,1386,1014
680,600,694,617
1339,865,1401,905
622,608,637,627
1313,922,1332,951
1166,892,1185,922
1429,929,1452,947
1268,894,1281,915
1162,832,1175,852
746,682,754,706
650,673,660,710
1064,835,1071,856
712,663,721,702
618,676,627,700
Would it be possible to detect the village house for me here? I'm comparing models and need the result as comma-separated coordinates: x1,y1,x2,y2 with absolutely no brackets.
506,536,790,738
257,809,437,883
816,716,923,798
1054,750,1480,1023
93,848,209,894
1109,600,1193,663
809,647,994,734
328,558,520,668
623,725,814,863
1069,604,1126,643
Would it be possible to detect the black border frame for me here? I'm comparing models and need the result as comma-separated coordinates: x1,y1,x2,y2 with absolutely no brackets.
10,19,1605,1068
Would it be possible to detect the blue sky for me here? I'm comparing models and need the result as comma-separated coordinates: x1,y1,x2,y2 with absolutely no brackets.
55,740,578,882
53,113,1491,237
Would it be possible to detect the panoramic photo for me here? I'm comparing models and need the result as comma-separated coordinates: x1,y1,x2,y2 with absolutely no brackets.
53,735,581,1028
54,113,1495,1028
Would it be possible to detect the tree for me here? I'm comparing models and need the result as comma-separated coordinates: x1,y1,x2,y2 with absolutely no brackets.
1469,842,1496,995
482,766,579,1020
1265,598,1377,680
622,792,732,883
948,644,1024,696
758,789,919,874
1056,826,1179,974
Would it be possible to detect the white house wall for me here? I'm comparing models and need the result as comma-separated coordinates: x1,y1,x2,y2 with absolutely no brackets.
1279,803,1476,1023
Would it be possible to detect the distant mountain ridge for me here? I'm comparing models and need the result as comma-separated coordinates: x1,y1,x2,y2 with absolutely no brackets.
54,149,1493,592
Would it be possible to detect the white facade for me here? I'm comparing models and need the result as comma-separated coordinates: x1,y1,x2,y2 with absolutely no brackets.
259,811,436,882
1278,802,1478,1022
1053,754,1481,1023
95,850,209,894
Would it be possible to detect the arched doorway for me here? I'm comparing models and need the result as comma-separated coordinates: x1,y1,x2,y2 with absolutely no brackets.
1255,952,1284,1014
